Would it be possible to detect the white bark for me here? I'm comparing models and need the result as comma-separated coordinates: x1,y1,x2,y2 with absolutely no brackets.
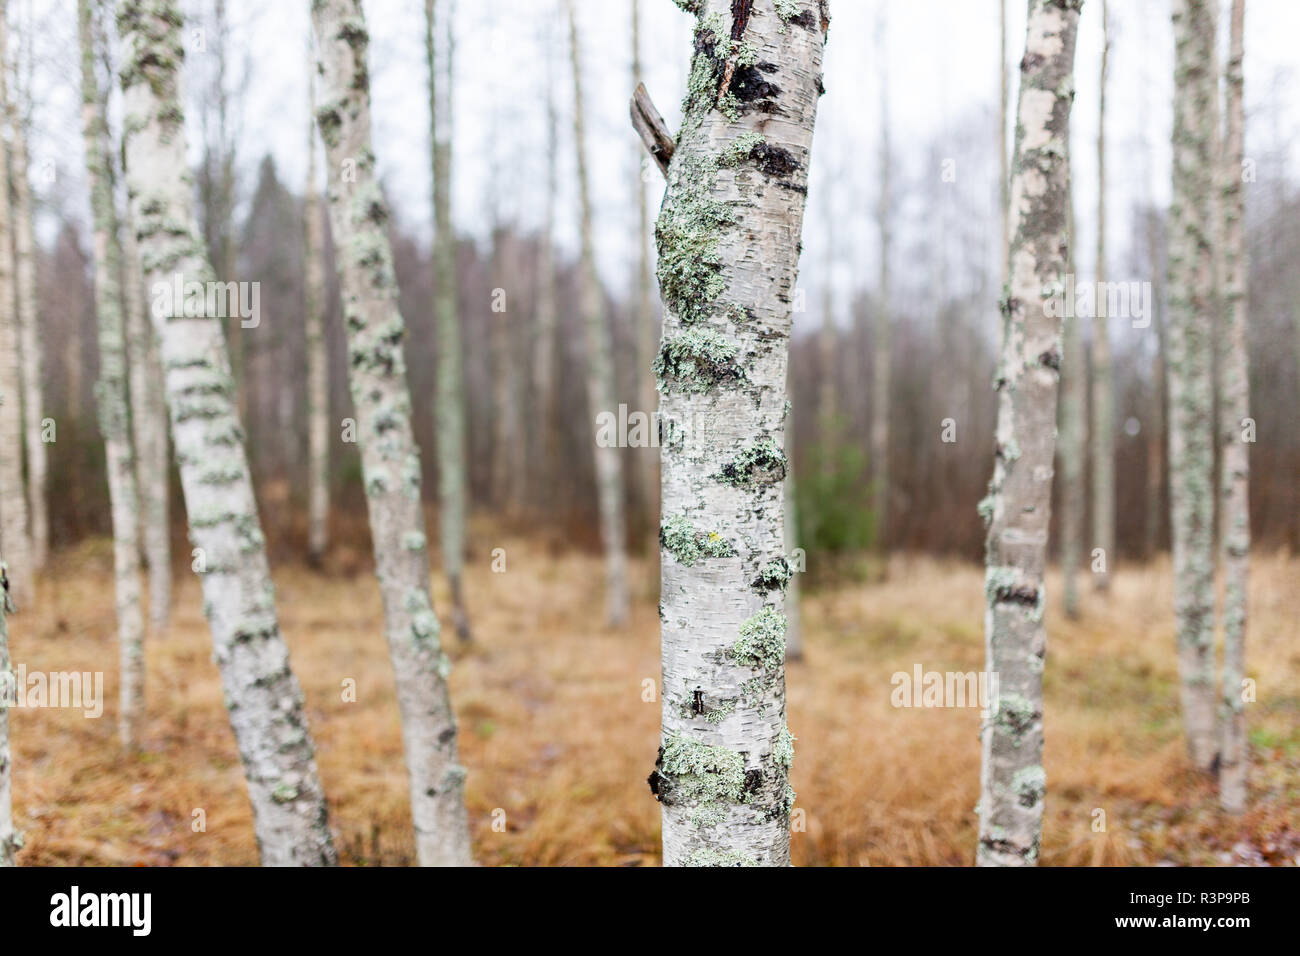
1217,0,1248,813
0,564,14,865
1059,165,1085,619
81,0,146,749
568,0,628,627
1090,0,1114,591
120,160,172,634
118,0,335,864
0,5,30,610
304,52,329,565
427,0,471,641
977,0,1080,867
10,92,46,572
1168,0,1218,772
315,0,472,866
647,0,826,867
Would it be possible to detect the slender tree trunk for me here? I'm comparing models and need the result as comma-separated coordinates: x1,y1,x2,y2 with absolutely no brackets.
999,0,1010,271
1167,0,1219,772
120,156,172,633
1060,160,1085,619
427,0,471,642
632,0,660,559
533,40,559,515
645,0,825,867
81,0,146,749
871,14,891,555
315,0,472,866
1217,0,1249,813
304,52,329,566
0,4,30,610
1144,208,1167,558
977,0,1080,868
0,563,13,865
567,0,628,627
10,104,45,572
118,0,335,864
1090,0,1114,590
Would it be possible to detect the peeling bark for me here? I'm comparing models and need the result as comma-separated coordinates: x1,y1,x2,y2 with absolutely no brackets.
977,0,1080,868
648,0,826,867
1168,0,1218,772
1217,0,1248,814
315,0,472,866
118,0,335,865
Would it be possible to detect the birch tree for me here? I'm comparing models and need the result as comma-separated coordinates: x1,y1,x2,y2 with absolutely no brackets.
1090,0,1114,590
120,175,172,632
0,2,29,610
81,0,146,748
977,0,1081,868
1217,0,1249,813
1167,0,1218,772
871,11,891,554
632,0,659,548
304,49,329,565
1059,159,1085,619
9,50,46,573
568,0,628,627
117,0,335,864
0,563,13,865
640,0,826,867
426,0,471,641
532,25,558,512
314,0,472,866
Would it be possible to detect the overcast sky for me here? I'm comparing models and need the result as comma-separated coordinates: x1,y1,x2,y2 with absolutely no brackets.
23,0,1300,340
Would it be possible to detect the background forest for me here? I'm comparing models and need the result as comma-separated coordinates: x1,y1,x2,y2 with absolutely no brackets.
0,0,1297,867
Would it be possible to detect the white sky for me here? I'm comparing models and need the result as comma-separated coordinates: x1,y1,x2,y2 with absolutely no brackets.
22,0,1300,339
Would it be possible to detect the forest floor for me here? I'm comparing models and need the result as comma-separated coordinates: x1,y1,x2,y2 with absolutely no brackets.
9,529,1300,866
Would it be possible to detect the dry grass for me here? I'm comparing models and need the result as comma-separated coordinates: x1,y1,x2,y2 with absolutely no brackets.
8,531,1299,866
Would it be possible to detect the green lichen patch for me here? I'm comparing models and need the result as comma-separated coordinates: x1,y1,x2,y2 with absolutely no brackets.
656,151,734,325
1012,765,1046,808
729,606,786,670
656,734,747,805
716,437,787,487
752,557,793,593
995,693,1038,741
660,514,738,566
654,326,744,394
772,725,795,769
682,846,757,867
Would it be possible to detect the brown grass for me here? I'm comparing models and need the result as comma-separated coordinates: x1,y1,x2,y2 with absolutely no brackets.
9,531,1299,866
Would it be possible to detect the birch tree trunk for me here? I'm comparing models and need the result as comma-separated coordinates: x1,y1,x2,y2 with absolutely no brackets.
118,0,335,864
120,157,173,633
633,0,660,555
304,53,329,566
1090,0,1114,591
0,4,30,611
976,0,1080,868
426,0,471,642
871,20,891,555
1167,0,1218,772
315,0,472,866
1217,0,1248,813
646,0,826,867
0,563,14,865
1144,208,1167,558
567,0,628,627
533,42,559,514
1059,160,1085,619
10,97,46,573
81,0,146,749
